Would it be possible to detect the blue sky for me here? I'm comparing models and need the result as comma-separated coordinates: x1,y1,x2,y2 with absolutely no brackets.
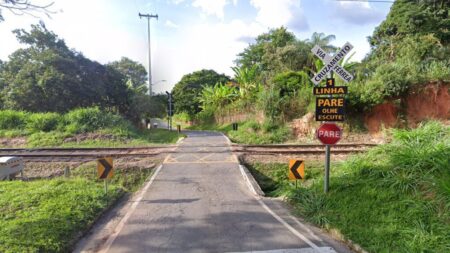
0,0,393,93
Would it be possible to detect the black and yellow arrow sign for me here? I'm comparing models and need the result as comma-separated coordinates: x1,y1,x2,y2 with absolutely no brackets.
288,159,305,181
97,157,113,179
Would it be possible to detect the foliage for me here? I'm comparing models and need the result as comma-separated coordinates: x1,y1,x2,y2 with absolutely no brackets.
0,110,28,129
257,85,284,124
125,93,166,124
171,69,230,116
370,0,449,53
26,112,61,132
63,107,128,134
198,82,237,111
108,57,148,94
0,108,183,147
236,27,314,79
348,0,450,113
247,121,450,252
0,23,150,121
232,65,261,104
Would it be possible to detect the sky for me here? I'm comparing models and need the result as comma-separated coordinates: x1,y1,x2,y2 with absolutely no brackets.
0,0,393,93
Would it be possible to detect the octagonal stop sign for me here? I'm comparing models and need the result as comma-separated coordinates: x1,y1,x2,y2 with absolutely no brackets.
316,123,342,145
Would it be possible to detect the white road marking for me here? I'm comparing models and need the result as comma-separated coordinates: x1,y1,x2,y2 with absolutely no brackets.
239,164,258,196
226,247,336,253
97,164,164,253
255,197,334,253
237,165,333,253
288,214,324,243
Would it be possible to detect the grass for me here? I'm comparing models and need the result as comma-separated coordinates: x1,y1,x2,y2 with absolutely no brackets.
246,121,450,252
188,120,292,144
0,161,156,252
0,108,184,148
0,179,121,253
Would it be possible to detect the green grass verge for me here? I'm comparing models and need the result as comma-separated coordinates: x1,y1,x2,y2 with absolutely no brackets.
188,120,292,144
0,128,183,148
0,108,184,148
246,121,450,252
0,161,155,252
0,179,121,253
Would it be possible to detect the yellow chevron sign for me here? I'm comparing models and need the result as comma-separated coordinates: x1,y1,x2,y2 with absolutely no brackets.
97,157,113,179
288,159,305,181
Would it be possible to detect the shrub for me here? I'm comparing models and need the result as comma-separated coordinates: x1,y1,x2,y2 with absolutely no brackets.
63,107,125,134
26,112,62,132
0,110,28,129
173,112,191,123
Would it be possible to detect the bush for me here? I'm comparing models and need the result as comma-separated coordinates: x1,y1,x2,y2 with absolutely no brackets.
173,112,191,123
0,110,28,129
26,112,62,132
63,107,126,134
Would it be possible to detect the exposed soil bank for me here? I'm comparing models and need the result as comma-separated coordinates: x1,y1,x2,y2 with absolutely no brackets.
365,83,449,133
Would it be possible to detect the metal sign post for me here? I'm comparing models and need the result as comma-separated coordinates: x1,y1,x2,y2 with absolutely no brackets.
311,43,353,193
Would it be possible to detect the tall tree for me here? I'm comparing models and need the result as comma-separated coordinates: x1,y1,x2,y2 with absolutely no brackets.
0,23,130,113
108,57,148,94
171,69,230,116
235,27,296,69
235,27,312,82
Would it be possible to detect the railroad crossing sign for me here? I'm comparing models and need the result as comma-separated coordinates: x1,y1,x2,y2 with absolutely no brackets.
97,157,113,179
316,123,342,145
288,159,305,181
313,78,348,95
315,97,346,121
311,42,354,85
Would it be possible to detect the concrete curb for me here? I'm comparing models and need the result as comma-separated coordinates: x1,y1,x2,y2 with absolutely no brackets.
176,136,185,144
238,163,265,197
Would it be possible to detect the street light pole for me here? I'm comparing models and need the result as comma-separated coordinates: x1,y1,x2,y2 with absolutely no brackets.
139,12,158,96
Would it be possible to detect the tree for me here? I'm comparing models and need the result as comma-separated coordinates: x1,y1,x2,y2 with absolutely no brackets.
0,0,54,22
108,57,148,94
171,69,230,116
306,32,336,53
198,83,237,111
236,27,296,72
235,27,315,82
232,65,260,103
0,23,130,113
369,0,449,60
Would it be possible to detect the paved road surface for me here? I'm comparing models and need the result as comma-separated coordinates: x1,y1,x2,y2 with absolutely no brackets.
98,131,352,253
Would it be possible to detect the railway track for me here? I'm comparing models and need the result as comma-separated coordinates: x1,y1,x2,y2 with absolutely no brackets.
232,143,376,155
0,143,376,162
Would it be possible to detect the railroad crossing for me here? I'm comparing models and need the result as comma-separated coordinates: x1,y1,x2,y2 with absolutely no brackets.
73,131,352,253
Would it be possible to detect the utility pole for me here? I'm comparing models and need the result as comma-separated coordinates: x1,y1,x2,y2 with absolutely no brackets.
139,12,158,96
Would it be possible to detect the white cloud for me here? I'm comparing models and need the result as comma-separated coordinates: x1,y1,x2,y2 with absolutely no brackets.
171,0,186,4
250,0,308,31
165,20,179,29
192,0,229,19
332,1,385,25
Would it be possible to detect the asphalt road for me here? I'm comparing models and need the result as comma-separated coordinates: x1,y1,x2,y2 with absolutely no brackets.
99,131,352,253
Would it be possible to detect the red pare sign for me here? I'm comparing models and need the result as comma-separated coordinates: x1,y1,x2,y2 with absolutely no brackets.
316,123,342,145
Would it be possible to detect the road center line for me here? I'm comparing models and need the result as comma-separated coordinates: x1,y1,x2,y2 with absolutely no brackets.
97,164,164,253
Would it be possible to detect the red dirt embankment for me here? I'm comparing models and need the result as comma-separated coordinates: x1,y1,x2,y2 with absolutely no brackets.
365,83,449,133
